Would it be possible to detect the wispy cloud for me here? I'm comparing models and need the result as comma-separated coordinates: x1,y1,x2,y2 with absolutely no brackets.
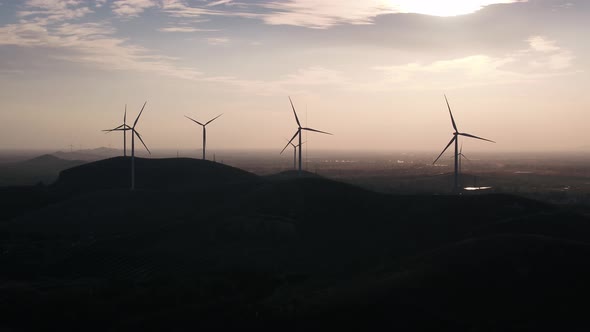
0,2,575,96
373,35,575,90
206,37,230,45
95,0,107,8
206,0,233,7
526,36,573,70
527,36,561,53
19,0,93,23
259,0,393,29
111,0,157,17
199,66,354,96
108,0,530,30
160,0,260,19
159,26,218,32
0,1,205,81
257,0,528,28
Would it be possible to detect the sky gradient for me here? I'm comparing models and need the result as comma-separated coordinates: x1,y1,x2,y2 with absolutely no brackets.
0,0,588,155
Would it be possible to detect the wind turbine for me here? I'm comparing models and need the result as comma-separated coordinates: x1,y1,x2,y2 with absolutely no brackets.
458,144,470,176
280,138,305,170
104,102,151,190
450,143,470,185
283,97,332,174
185,114,223,160
433,95,495,192
102,105,129,157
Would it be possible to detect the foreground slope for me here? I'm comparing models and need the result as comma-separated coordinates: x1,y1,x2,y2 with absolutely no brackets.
1,157,589,331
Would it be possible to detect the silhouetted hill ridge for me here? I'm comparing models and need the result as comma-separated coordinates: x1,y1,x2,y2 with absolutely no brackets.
54,157,261,192
0,154,85,186
3,159,590,331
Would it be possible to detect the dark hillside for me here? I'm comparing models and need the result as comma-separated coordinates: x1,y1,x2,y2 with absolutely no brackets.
1,159,590,331
53,157,261,192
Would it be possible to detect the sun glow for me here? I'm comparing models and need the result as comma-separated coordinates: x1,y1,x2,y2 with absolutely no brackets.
390,0,526,17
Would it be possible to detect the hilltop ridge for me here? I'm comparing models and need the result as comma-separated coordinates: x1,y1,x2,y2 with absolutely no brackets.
54,156,261,192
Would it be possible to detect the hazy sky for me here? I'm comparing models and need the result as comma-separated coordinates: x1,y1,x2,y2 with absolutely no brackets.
0,0,588,155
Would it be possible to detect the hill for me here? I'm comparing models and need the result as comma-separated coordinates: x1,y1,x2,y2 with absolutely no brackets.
273,234,590,331
53,157,261,192
52,147,120,161
1,158,589,331
0,154,85,186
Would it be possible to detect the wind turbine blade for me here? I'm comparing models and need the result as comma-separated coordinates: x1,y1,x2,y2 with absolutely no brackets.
124,104,127,124
280,142,291,155
461,154,471,161
433,136,456,165
289,96,301,127
133,101,147,128
134,130,151,154
459,132,496,143
185,115,204,126
281,130,299,154
205,113,223,125
103,124,125,131
284,138,296,148
302,127,333,135
460,143,463,154
444,94,458,132
103,127,129,132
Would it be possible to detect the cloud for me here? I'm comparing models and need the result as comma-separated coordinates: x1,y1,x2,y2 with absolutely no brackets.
0,2,205,82
375,55,523,89
111,0,157,17
19,0,93,22
526,36,573,70
527,36,561,53
95,0,107,8
159,26,218,32
206,0,233,7
160,0,224,18
160,0,260,19
257,0,528,29
0,1,576,97
199,66,354,96
260,0,394,29
373,35,575,90
206,37,230,45
152,0,528,30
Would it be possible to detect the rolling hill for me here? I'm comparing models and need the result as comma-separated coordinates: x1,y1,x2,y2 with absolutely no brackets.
0,154,85,186
53,156,261,192
0,157,589,331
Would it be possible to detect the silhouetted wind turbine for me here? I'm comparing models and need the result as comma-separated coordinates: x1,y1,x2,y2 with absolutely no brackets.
280,138,305,170
433,95,495,192
450,143,470,185
458,144,470,175
105,102,150,190
284,97,332,174
185,114,222,160
102,105,129,157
